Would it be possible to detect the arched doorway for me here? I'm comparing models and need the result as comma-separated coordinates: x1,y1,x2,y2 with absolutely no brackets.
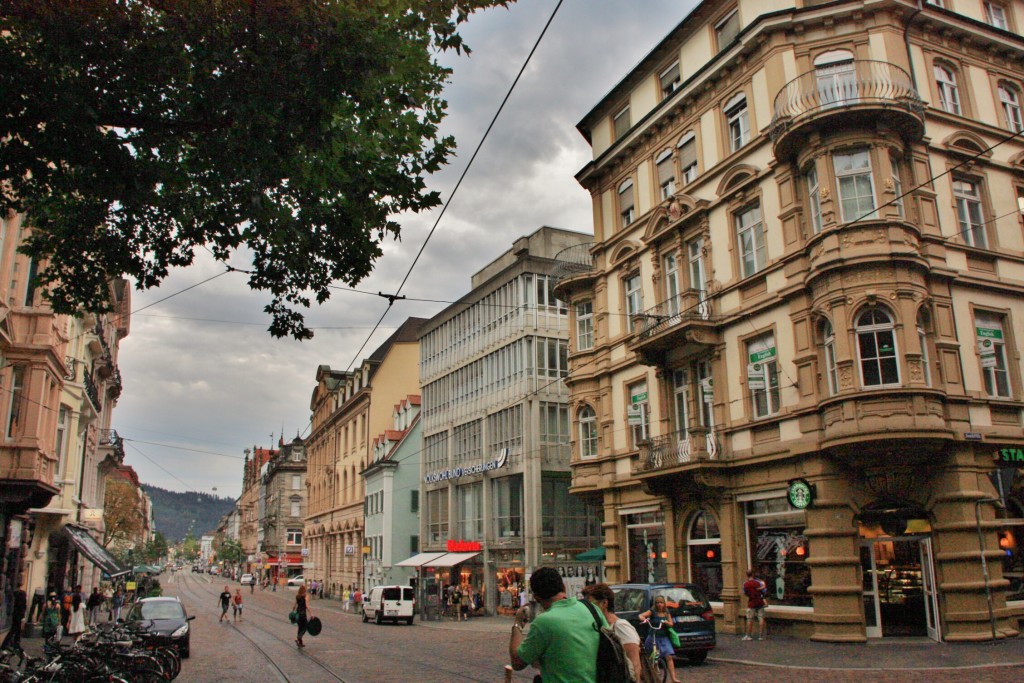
857,502,940,640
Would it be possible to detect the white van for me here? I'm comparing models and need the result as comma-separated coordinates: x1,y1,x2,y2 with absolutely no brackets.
363,585,415,625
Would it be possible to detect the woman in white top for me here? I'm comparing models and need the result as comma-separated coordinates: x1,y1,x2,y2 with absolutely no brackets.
67,594,87,642
583,583,643,682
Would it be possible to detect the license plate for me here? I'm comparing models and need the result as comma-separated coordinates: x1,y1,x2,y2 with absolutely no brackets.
677,615,702,622
386,610,398,616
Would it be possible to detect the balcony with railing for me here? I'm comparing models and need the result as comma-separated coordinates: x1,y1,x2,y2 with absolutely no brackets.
770,60,925,159
550,243,596,297
83,371,102,414
98,429,125,463
635,427,724,476
629,290,720,366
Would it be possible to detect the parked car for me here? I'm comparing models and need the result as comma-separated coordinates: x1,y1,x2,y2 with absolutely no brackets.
124,596,195,658
362,585,415,625
191,565,201,573
286,575,305,586
239,573,255,585
610,583,716,664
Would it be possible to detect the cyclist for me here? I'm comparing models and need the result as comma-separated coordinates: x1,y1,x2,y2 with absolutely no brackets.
639,596,681,683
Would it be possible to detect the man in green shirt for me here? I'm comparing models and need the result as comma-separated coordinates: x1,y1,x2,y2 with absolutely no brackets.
508,566,602,683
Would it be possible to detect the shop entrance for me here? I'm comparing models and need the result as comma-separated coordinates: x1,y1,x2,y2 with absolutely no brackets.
860,537,940,640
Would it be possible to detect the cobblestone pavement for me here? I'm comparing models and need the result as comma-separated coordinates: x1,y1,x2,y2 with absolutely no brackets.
17,572,1024,682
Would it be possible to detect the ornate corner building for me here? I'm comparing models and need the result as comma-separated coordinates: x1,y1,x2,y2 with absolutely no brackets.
555,0,1024,642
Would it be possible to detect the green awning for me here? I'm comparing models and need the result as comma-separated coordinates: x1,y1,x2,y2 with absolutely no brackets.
575,547,606,562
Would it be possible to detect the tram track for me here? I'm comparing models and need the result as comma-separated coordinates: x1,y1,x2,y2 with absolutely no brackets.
171,573,509,683
172,573,349,683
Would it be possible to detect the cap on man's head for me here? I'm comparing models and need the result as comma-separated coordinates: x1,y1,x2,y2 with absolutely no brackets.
529,566,565,601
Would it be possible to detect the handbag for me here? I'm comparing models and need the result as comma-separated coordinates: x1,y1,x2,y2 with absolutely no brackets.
288,610,298,624
667,623,681,648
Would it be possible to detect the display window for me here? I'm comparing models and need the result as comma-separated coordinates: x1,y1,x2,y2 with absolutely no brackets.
745,497,812,607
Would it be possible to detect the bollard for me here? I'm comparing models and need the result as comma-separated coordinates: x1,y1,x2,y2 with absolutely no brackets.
503,665,514,682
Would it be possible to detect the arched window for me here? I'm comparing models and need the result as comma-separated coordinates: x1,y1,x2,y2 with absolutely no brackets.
687,511,722,601
856,307,900,387
998,82,1023,133
578,405,598,458
934,64,961,115
821,319,839,395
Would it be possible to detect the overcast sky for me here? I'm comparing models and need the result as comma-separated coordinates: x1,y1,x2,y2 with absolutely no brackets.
118,0,698,500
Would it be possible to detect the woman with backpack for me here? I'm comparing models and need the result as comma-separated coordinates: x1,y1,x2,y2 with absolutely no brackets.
583,583,643,682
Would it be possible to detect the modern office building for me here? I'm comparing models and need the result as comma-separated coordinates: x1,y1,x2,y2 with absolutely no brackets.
555,0,1024,642
412,227,603,616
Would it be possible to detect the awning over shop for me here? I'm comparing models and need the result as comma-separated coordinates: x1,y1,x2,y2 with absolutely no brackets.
575,547,606,562
64,524,129,578
395,552,448,568
424,552,480,567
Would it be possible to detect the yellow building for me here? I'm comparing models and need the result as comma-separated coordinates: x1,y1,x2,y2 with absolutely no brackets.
305,318,426,595
557,0,1024,642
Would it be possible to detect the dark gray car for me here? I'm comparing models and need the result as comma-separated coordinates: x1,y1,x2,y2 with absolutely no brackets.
610,583,716,665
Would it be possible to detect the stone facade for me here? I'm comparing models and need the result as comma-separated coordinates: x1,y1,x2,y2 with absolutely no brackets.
558,0,1024,643
261,437,307,583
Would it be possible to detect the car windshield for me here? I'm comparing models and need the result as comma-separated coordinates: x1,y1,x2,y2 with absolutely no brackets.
130,601,185,620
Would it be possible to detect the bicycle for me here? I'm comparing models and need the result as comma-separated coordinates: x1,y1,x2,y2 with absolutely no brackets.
639,619,670,683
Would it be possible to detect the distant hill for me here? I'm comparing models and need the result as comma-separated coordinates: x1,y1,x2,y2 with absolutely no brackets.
142,484,236,542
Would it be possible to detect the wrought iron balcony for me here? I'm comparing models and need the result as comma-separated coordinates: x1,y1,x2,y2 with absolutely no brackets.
83,372,102,413
550,243,595,287
770,60,924,158
630,290,719,366
637,427,722,473
99,429,125,461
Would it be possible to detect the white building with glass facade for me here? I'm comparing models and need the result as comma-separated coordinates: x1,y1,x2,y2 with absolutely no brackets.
414,227,603,616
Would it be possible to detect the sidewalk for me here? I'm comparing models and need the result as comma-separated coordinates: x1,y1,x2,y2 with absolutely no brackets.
284,590,1024,670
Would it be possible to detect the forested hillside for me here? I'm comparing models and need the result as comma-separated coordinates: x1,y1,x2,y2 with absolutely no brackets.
142,484,235,542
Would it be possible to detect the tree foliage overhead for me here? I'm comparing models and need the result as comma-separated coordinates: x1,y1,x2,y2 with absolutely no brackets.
0,0,508,338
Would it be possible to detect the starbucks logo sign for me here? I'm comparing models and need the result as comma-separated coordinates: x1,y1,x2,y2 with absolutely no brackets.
787,478,814,510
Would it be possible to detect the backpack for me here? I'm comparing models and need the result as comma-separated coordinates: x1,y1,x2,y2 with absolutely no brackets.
581,600,632,683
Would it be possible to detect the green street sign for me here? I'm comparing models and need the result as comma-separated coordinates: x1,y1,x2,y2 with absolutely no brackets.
631,392,648,404
976,326,1003,340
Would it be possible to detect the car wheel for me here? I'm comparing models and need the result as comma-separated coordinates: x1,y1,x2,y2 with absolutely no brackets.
406,617,414,625
375,611,382,625
687,651,708,665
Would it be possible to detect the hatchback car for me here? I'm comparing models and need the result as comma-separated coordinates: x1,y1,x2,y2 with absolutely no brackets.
124,596,195,658
610,583,716,664
287,575,304,586
239,573,255,585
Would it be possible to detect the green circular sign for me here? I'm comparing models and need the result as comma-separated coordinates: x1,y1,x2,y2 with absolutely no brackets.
788,479,813,510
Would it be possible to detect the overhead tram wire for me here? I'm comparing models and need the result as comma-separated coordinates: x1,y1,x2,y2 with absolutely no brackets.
125,441,198,492
338,0,566,373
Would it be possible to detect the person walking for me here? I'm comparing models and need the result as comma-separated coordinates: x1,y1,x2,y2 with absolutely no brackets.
27,586,45,624
111,589,125,622
639,595,681,683
66,594,87,643
583,583,643,682
460,584,472,621
294,585,313,648
342,586,351,612
40,595,60,642
508,566,602,683
218,586,232,623
353,588,362,615
742,568,768,641
86,587,103,626
232,589,244,622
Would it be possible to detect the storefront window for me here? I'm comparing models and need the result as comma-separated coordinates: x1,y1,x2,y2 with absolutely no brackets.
745,497,812,607
687,511,722,601
493,474,523,540
626,511,667,584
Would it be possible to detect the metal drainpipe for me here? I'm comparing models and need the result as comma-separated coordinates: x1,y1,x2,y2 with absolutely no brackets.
904,2,924,91
974,497,1003,640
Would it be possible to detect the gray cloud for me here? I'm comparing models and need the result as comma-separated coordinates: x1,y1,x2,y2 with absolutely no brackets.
116,0,697,501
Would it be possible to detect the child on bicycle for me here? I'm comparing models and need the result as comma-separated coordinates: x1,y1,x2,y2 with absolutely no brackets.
639,595,681,683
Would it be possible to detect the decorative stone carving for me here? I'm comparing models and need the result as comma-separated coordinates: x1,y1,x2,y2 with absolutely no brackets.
820,188,831,200
839,365,854,390
907,359,923,382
